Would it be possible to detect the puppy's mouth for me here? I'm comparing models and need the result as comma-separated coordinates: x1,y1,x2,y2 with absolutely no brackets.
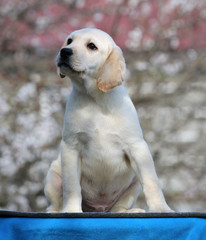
62,62,80,72
58,61,85,75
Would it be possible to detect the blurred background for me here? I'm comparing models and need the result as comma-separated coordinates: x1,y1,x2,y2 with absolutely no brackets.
0,0,206,212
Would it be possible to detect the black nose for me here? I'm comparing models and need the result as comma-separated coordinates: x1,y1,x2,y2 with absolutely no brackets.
60,48,73,59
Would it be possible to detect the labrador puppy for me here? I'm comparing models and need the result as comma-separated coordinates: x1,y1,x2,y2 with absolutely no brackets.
44,28,172,213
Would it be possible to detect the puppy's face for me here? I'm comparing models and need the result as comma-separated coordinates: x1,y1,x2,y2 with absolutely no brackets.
57,28,126,92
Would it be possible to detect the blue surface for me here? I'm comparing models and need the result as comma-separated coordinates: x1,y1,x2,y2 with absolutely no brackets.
1,216,206,240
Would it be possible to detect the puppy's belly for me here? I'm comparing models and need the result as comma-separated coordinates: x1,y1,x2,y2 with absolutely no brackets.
81,159,137,212
77,131,136,212
81,176,137,212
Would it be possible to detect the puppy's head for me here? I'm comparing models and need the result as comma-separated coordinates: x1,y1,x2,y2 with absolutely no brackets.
56,28,126,92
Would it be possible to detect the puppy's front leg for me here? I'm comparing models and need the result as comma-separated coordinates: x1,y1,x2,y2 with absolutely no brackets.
130,140,172,212
61,141,82,212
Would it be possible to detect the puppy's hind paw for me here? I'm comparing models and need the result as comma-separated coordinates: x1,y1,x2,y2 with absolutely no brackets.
113,208,146,213
124,208,146,213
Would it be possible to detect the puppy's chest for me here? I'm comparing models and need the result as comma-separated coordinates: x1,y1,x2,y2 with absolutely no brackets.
76,114,125,163
77,122,122,155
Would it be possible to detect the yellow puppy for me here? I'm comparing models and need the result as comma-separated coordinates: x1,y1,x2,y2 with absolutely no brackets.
44,28,172,213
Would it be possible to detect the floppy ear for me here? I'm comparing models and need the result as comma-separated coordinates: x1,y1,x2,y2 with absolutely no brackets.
97,46,126,92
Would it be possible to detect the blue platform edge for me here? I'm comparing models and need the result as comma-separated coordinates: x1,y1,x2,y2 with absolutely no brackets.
1,211,206,240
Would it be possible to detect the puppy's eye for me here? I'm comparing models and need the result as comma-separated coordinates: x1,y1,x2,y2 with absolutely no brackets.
67,38,72,45
87,43,98,50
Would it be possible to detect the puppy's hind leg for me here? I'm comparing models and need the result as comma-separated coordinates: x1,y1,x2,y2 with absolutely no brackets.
44,157,63,212
110,180,145,213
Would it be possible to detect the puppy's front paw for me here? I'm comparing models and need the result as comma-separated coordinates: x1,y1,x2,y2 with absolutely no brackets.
62,207,83,213
47,210,60,213
46,206,61,213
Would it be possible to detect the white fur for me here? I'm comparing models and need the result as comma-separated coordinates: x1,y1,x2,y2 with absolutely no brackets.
44,28,172,213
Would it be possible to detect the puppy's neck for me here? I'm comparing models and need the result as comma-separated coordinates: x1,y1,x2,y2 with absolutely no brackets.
70,75,126,111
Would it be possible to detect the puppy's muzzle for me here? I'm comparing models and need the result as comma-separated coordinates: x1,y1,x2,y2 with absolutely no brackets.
57,47,85,75
60,48,73,60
